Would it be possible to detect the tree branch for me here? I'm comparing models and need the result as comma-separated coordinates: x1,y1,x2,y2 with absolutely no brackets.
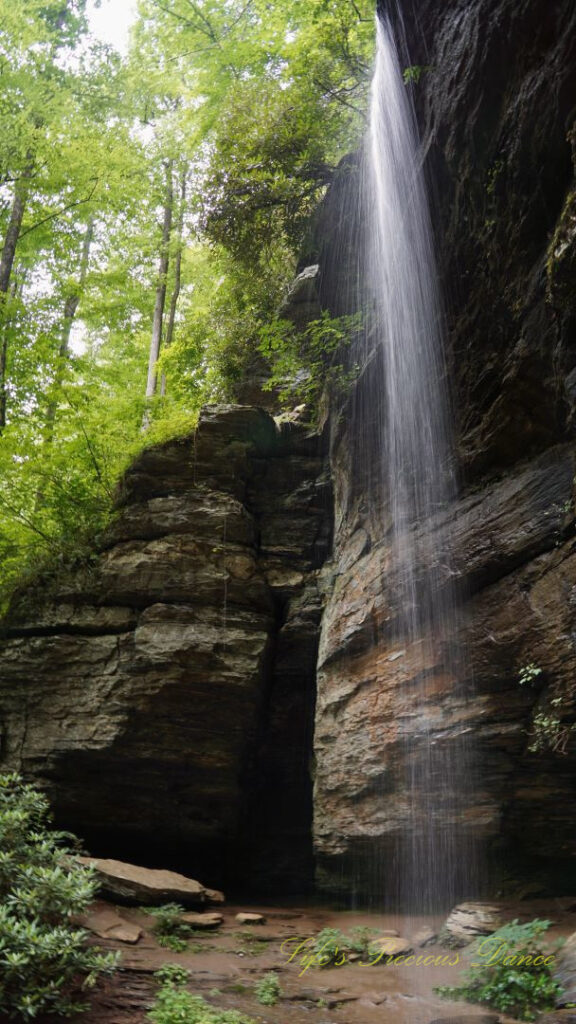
18,183,99,241
182,0,219,42
0,495,53,544
312,77,367,121
150,0,195,26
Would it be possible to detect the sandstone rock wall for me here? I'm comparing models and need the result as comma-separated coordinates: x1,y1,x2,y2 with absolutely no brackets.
0,406,331,892
313,0,576,896
1,0,575,903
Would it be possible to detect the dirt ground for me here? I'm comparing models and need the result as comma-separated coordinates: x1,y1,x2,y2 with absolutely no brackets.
53,897,576,1024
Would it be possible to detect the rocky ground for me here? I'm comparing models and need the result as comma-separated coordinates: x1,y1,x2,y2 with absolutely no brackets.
18,895,576,1024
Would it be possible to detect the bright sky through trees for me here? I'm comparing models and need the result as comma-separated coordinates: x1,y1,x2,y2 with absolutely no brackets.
86,0,137,52
0,0,374,607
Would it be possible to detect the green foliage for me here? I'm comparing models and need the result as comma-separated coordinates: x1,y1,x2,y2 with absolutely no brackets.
0,772,117,1019
0,0,374,601
144,904,193,953
486,158,505,195
434,919,562,1022
311,925,379,966
259,311,362,413
402,65,430,85
529,707,576,755
517,663,576,754
254,972,281,1006
518,663,543,686
148,966,257,1024
154,964,191,987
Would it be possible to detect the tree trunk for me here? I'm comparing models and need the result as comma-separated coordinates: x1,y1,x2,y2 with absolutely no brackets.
44,218,94,436
145,160,174,400
160,167,187,397
0,163,32,431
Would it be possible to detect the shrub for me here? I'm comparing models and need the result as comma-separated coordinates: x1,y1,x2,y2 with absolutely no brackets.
0,772,117,1019
258,311,361,415
255,972,281,1005
147,967,257,1024
402,64,431,85
144,903,191,952
434,918,562,1021
518,663,576,754
311,925,379,967
154,964,191,987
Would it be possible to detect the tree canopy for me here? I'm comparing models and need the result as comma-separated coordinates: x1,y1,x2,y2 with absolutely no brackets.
0,0,374,601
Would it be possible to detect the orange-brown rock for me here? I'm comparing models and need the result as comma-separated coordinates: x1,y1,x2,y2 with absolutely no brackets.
78,857,224,907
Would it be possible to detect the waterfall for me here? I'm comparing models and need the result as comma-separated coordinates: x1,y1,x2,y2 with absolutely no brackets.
365,12,479,910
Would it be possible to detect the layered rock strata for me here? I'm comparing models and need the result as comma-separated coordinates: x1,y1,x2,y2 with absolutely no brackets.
0,406,331,892
312,0,576,895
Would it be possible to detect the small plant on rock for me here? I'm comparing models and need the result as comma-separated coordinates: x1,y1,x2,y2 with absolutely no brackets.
154,964,191,987
402,64,432,85
144,903,192,952
258,311,362,415
529,706,576,754
311,925,379,966
0,772,118,1020
148,966,257,1024
518,662,543,686
518,663,576,754
434,918,562,1021
255,972,281,1005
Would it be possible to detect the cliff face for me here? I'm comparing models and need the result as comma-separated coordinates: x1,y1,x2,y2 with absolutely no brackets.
1,0,575,902
0,407,331,892
313,0,576,895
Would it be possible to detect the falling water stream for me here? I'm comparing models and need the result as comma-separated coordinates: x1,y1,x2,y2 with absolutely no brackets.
366,12,478,910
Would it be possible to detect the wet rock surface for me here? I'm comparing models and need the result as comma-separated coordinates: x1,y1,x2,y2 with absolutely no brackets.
553,930,576,1005
313,0,576,896
24,899,571,1024
0,0,574,917
0,405,331,893
441,904,503,948
384,0,576,478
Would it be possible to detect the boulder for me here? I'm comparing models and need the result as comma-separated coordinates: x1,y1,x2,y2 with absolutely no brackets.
553,931,576,1005
414,926,437,947
235,912,266,925
441,903,502,947
79,857,224,907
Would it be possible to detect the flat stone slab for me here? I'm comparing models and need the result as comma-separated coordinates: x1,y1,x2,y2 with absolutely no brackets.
79,902,143,944
235,912,266,925
79,857,225,907
180,912,224,929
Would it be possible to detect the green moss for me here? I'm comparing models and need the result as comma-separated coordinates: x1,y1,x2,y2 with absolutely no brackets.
546,187,576,313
